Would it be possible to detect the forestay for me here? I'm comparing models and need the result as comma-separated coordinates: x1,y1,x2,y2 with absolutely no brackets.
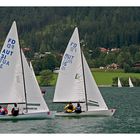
0,21,25,104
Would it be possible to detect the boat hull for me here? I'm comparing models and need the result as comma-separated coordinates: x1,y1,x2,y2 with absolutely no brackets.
0,111,56,120
56,109,116,117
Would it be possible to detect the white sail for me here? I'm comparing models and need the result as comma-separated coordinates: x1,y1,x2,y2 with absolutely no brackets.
53,27,85,102
0,21,25,103
53,27,108,112
82,54,108,111
53,27,116,116
118,77,122,87
129,77,134,87
5,22,49,114
0,21,55,119
21,54,49,113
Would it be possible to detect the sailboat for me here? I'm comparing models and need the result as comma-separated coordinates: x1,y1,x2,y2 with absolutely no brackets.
0,21,55,120
53,27,115,117
129,77,134,87
118,77,122,87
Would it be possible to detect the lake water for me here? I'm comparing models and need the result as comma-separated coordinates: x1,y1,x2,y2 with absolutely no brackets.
0,87,140,133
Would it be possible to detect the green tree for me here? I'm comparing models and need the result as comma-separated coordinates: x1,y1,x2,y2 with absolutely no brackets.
39,41,47,53
42,54,57,71
91,48,100,59
134,52,140,62
104,52,117,65
39,70,53,86
32,59,42,75
117,52,133,68
124,63,131,73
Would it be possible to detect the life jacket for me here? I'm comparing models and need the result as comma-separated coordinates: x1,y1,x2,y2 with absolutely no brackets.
67,104,74,110
65,109,73,113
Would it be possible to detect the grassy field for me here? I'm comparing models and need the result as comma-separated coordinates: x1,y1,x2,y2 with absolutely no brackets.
92,69,140,85
37,69,140,86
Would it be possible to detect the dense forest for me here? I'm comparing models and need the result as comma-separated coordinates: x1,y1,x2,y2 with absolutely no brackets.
0,7,140,74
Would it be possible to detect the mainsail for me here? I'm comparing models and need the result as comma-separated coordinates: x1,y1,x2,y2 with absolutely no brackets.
53,27,85,103
53,27,108,111
0,21,25,104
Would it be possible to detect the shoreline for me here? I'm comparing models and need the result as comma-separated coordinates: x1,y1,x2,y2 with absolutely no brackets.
98,85,112,87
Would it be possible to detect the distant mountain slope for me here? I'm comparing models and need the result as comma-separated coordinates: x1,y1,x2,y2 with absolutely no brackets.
0,7,140,55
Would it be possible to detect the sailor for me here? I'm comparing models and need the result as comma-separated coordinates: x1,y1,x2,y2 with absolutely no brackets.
0,106,6,115
3,107,8,115
75,103,82,113
64,102,75,113
11,103,19,116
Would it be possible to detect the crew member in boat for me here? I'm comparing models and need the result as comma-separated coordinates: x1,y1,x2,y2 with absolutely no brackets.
0,106,6,115
64,102,75,113
75,102,82,113
3,107,8,115
11,103,19,116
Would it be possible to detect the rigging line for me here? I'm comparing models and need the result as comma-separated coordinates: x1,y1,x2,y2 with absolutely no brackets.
18,35,28,113
80,48,88,111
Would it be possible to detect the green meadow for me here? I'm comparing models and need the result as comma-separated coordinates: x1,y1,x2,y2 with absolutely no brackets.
92,69,140,85
37,69,140,86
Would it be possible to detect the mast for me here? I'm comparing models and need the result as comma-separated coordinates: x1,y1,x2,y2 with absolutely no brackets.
19,44,28,113
80,48,88,111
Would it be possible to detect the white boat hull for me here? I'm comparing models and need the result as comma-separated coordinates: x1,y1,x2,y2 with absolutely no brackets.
0,111,56,120
56,109,116,117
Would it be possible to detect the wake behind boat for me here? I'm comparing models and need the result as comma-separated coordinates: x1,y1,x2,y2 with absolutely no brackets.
53,27,116,117
0,21,55,120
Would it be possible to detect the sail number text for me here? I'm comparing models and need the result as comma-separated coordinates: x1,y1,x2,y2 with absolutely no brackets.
0,38,16,68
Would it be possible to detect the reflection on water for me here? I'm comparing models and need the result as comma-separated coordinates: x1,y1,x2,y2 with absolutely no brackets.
0,87,140,133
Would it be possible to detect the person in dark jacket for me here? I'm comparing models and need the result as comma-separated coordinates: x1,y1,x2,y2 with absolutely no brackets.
0,106,6,115
75,103,82,113
11,103,19,116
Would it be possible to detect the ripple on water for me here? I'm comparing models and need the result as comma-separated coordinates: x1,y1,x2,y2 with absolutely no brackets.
0,87,140,133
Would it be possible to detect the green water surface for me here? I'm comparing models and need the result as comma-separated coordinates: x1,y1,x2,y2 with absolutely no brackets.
0,87,139,133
